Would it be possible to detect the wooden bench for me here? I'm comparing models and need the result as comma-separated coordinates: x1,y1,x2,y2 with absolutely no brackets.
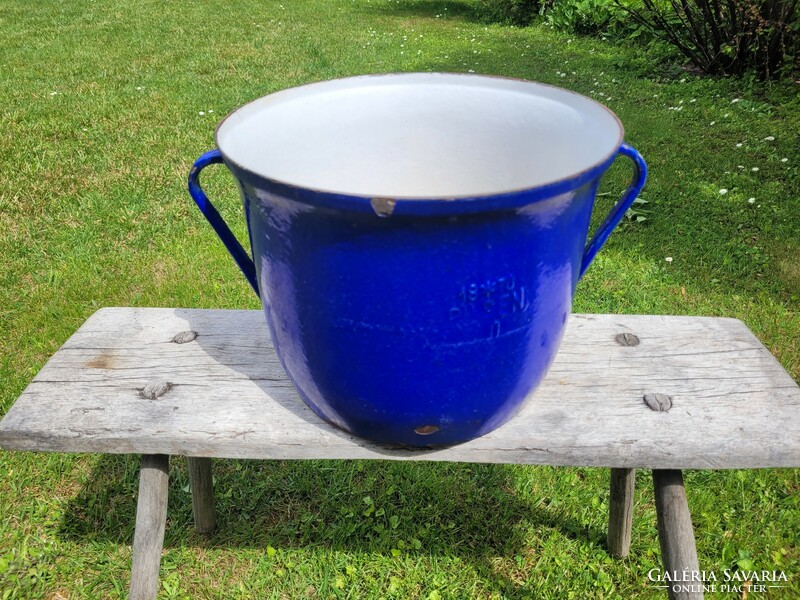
1,308,798,599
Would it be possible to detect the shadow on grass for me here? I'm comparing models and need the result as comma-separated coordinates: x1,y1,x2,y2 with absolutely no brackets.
58,454,605,560
361,0,483,23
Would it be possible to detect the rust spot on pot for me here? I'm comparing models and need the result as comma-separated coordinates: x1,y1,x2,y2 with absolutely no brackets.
370,197,396,217
414,425,440,435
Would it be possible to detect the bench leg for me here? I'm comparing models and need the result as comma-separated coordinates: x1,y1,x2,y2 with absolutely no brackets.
608,468,635,558
129,454,170,600
188,457,216,534
653,470,703,600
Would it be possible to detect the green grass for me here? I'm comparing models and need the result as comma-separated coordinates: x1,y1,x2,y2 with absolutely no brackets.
1,0,798,597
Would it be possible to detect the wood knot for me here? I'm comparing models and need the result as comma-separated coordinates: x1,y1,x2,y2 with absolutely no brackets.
141,380,173,400
643,393,672,412
615,333,640,347
172,330,197,344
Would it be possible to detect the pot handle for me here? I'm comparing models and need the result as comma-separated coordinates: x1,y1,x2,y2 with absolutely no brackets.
188,149,260,296
579,142,647,279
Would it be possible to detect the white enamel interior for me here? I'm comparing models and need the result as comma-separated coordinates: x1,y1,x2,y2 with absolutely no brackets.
216,73,623,199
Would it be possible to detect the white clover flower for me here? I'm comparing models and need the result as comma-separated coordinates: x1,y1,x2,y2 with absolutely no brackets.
719,189,728,195
751,167,759,172
710,121,716,125
736,143,743,147
748,198,755,204
665,257,673,263
781,158,788,163
763,136,775,141
731,98,741,103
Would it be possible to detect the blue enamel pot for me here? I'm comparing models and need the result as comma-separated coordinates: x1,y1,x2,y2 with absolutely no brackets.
188,73,646,447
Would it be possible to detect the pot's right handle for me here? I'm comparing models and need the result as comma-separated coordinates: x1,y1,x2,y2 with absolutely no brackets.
579,142,647,279
188,149,260,296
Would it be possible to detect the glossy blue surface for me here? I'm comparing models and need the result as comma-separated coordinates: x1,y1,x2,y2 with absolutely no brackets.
189,142,645,448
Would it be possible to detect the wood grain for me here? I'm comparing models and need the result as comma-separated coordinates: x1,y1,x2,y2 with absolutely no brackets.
188,457,216,534
653,470,702,600
129,454,169,600
608,468,636,558
2,308,799,468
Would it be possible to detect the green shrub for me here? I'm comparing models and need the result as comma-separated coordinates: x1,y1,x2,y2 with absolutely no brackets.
480,0,648,37
618,0,799,79
477,0,541,26
545,0,630,34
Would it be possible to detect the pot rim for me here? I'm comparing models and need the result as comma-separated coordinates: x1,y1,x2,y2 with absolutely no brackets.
213,72,625,215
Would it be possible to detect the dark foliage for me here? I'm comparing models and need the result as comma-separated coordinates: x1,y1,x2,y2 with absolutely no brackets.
478,0,543,25
618,0,799,79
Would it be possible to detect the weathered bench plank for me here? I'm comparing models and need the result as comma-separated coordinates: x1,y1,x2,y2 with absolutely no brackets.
1,308,798,468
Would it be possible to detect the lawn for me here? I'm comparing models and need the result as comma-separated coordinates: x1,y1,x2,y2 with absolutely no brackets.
0,0,798,598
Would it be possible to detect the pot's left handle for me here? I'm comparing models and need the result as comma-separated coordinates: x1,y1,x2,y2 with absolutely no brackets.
188,149,260,297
